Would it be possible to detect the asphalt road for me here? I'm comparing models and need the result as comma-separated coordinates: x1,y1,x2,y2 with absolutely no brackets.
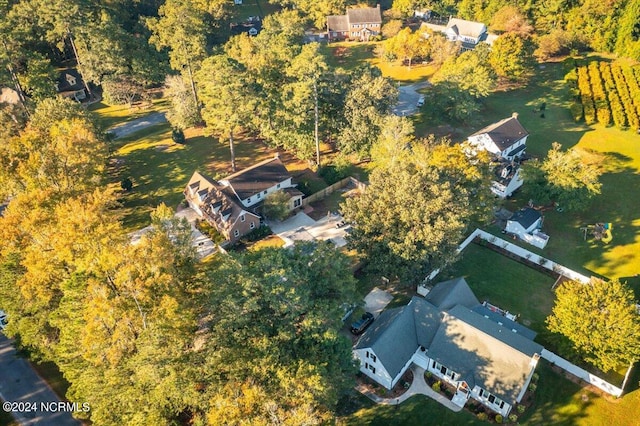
393,82,431,117
107,111,167,139
0,335,81,426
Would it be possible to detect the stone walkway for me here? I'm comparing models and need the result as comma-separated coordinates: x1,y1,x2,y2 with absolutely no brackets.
355,365,463,412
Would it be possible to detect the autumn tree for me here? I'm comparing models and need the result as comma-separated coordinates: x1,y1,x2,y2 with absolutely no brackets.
370,115,415,168
262,190,291,220
341,139,491,284
163,75,201,130
547,279,640,372
490,5,534,35
384,27,429,68
522,142,603,211
489,33,536,81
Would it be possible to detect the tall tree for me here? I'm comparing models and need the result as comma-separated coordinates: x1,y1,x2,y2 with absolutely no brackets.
489,33,536,81
522,142,603,211
547,279,640,372
338,67,398,159
197,55,255,171
163,75,201,130
341,139,490,284
370,115,415,168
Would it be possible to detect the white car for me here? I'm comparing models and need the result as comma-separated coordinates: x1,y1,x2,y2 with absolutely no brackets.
417,96,425,107
0,310,7,331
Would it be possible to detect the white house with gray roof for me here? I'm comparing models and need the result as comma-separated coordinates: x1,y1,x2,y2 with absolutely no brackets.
353,277,543,417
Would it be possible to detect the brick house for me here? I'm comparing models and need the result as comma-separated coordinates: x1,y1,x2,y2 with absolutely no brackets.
184,155,303,242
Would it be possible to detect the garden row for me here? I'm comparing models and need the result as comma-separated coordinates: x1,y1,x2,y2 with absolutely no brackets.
567,61,640,130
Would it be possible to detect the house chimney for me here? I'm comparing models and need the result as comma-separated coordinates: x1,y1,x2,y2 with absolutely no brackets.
274,152,280,159
512,112,519,119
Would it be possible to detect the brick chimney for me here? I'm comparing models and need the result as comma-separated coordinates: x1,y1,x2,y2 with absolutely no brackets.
512,112,519,119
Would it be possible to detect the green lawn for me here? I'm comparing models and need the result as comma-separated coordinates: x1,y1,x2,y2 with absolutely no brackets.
89,98,168,130
338,393,484,426
441,242,557,333
110,124,277,230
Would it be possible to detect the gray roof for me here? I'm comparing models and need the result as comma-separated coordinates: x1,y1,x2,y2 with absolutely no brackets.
427,305,543,404
355,297,441,379
446,18,486,38
327,15,349,32
223,155,292,201
472,305,537,341
424,277,480,311
509,208,541,229
346,6,382,24
470,116,529,151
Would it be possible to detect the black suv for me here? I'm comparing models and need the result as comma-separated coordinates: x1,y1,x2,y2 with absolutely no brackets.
350,312,374,335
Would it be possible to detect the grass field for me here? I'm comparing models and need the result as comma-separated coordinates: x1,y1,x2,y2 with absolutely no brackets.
89,99,168,130
324,41,437,82
441,242,557,332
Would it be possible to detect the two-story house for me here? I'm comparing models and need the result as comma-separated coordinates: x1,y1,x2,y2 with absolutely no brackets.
421,17,497,50
468,114,529,198
327,5,382,41
354,278,542,418
184,155,304,242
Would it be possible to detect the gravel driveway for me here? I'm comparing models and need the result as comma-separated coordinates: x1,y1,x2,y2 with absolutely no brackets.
107,112,167,139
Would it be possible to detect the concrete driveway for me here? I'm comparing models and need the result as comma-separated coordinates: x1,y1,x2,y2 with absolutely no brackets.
0,335,81,425
268,212,351,247
364,287,394,318
107,112,167,139
393,82,431,117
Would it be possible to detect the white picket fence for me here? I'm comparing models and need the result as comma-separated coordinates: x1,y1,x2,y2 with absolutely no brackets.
420,228,632,398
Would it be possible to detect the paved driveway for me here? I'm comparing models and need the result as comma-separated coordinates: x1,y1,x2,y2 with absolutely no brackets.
363,287,394,318
393,82,431,117
0,336,81,425
107,112,167,139
268,212,351,247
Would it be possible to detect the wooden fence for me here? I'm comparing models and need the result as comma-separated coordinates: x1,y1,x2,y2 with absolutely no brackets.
301,177,367,207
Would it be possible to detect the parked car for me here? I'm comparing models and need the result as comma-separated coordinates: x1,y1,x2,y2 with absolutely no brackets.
350,312,374,335
0,310,7,331
417,95,425,107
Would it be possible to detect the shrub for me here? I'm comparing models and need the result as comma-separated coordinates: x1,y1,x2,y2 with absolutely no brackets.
495,414,503,424
509,414,518,423
528,383,537,392
476,412,488,421
120,177,133,192
517,404,526,413
262,190,290,221
171,128,186,144
241,225,272,243
532,373,539,382
431,381,441,392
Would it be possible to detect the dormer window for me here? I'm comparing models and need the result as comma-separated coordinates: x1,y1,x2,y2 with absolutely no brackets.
246,197,251,203
241,215,245,222
277,183,281,189
66,74,76,86
257,193,261,199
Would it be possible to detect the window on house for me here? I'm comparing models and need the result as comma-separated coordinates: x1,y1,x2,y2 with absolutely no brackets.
246,197,251,203
277,183,281,189
365,362,369,369
488,395,495,404
263,190,267,195
250,222,255,229
440,365,447,375
499,401,505,409
369,365,376,374
241,215,245,222
257,193,261,199
450,371,456,380
371,355,376,362
366,351,369,358
478,389,484,397
233,229,240,238
294,198,301,208
432,361,437,369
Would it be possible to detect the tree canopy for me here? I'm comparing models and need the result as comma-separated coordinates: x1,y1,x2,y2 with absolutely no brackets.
547,278,640,372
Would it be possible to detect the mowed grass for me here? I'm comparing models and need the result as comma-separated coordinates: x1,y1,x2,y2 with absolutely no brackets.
109,124,278,230
323,41,437,82
89,98,168,130
338,393,484,426
441,243,557,332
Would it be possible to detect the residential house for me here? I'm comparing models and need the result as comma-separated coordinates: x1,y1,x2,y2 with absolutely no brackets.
354,278,543,417
55,69,87,102
505,207,549,248
327,5,382,41
230,16,261,37
420,17,498,50
491,160,523,198
184,155,303,242
0,87,21,105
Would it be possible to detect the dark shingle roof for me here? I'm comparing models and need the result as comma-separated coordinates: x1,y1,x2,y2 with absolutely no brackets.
470,116,529,151
355,297,441,379
427,305,543,404
327,15,349,32
509,208,541,229
346,6,382,24
472,305,537,341
223,155,292,201
424,277,480,311
56,69,85,92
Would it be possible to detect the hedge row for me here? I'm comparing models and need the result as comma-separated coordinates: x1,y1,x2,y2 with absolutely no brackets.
588,62,611,126
577,66,595,124
599,62,626,128
574,62,640,130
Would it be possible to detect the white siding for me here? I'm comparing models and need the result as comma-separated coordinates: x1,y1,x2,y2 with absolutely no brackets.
353,348,393,389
